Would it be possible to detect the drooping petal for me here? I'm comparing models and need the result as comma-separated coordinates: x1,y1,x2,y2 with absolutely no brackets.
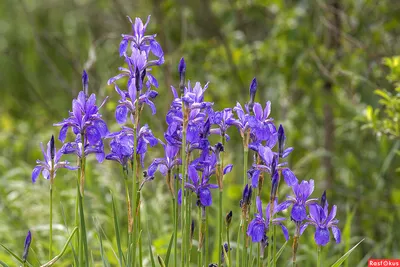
223,164,233,175
277,223,289,241
314,228,330,246
119,39,129,56
299,222,309,236
291,204,307,222
32,166,43,183
115,105,128,124
198,187,212,206
247,220,265,243
86,126,101,145
42,169,50,180
59,124,69,142
281,168,298,187
331,226,341,243
94,120,109,137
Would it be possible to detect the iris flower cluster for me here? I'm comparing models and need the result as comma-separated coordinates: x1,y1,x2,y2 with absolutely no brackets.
28,13,342,267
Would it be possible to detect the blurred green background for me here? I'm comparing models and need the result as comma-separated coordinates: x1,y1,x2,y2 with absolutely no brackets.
1,0,399,266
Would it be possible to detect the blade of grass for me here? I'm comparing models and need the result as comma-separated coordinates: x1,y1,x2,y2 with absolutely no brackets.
40,227,78,267
60,203,78,265
0,261,9,267
111,192,124,267
97,229,110,267
148,235,156,267
164,232,174,267
331,239,365,267
0,243,32,266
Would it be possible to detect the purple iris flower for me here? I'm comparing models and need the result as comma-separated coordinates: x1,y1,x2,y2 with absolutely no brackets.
247,196,289,242
300,192,341,246
281,179,318,222
62,134,106,163
303,204,341,246
32,136,77,183
105,133,134,168
119,15,164,64
113,83,158,124
178,164,219,207
147,143,182,176
107,124,158,166
171,81,213,110
54,88,109,146
109,16,163,89
208,107,235,141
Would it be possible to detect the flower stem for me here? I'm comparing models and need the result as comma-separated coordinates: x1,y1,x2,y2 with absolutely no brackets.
226,223,231,266
173,178,178,267
181,104,188,267
198,206,203,267
273,225,276,267
242,136,249,267
257,243,260,267
78,134,88,266
317,246,321,267
292,234,298,267
205,208,209,266
218,135,225,267
49,183,53,261
131,92,140,267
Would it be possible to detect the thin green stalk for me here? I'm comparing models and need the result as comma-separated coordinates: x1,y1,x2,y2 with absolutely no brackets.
204,208,209,266
292,234,298,267
173,195,178,267
226,223,231,265
242,217,248,267
236,224,241,266
181,105,188,267
78,134,88,267
272,225,276,267
49,183,53,261
242,138,249,267
267,223,272,267
198,206,202,267
186,194,191,266
218,191,223,266
131,89,140,267
317,246,321,267
218,135,225,267
257,243,260,267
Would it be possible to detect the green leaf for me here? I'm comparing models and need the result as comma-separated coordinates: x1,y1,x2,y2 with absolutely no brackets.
148,234,156,267
40,227,78,267
164,232,174,267
0,243,30,266
0,260,9,267
268,240,287,265
111,192,125,267
331,239,365,267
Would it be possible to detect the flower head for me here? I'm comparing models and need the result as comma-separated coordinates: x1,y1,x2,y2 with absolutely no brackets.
54,71,109,145
247,196,289,242
32,136,78,183
281,179,318,222
147,143,181,177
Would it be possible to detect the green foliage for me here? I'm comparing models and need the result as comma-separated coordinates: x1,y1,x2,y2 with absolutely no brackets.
364,56,400,139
